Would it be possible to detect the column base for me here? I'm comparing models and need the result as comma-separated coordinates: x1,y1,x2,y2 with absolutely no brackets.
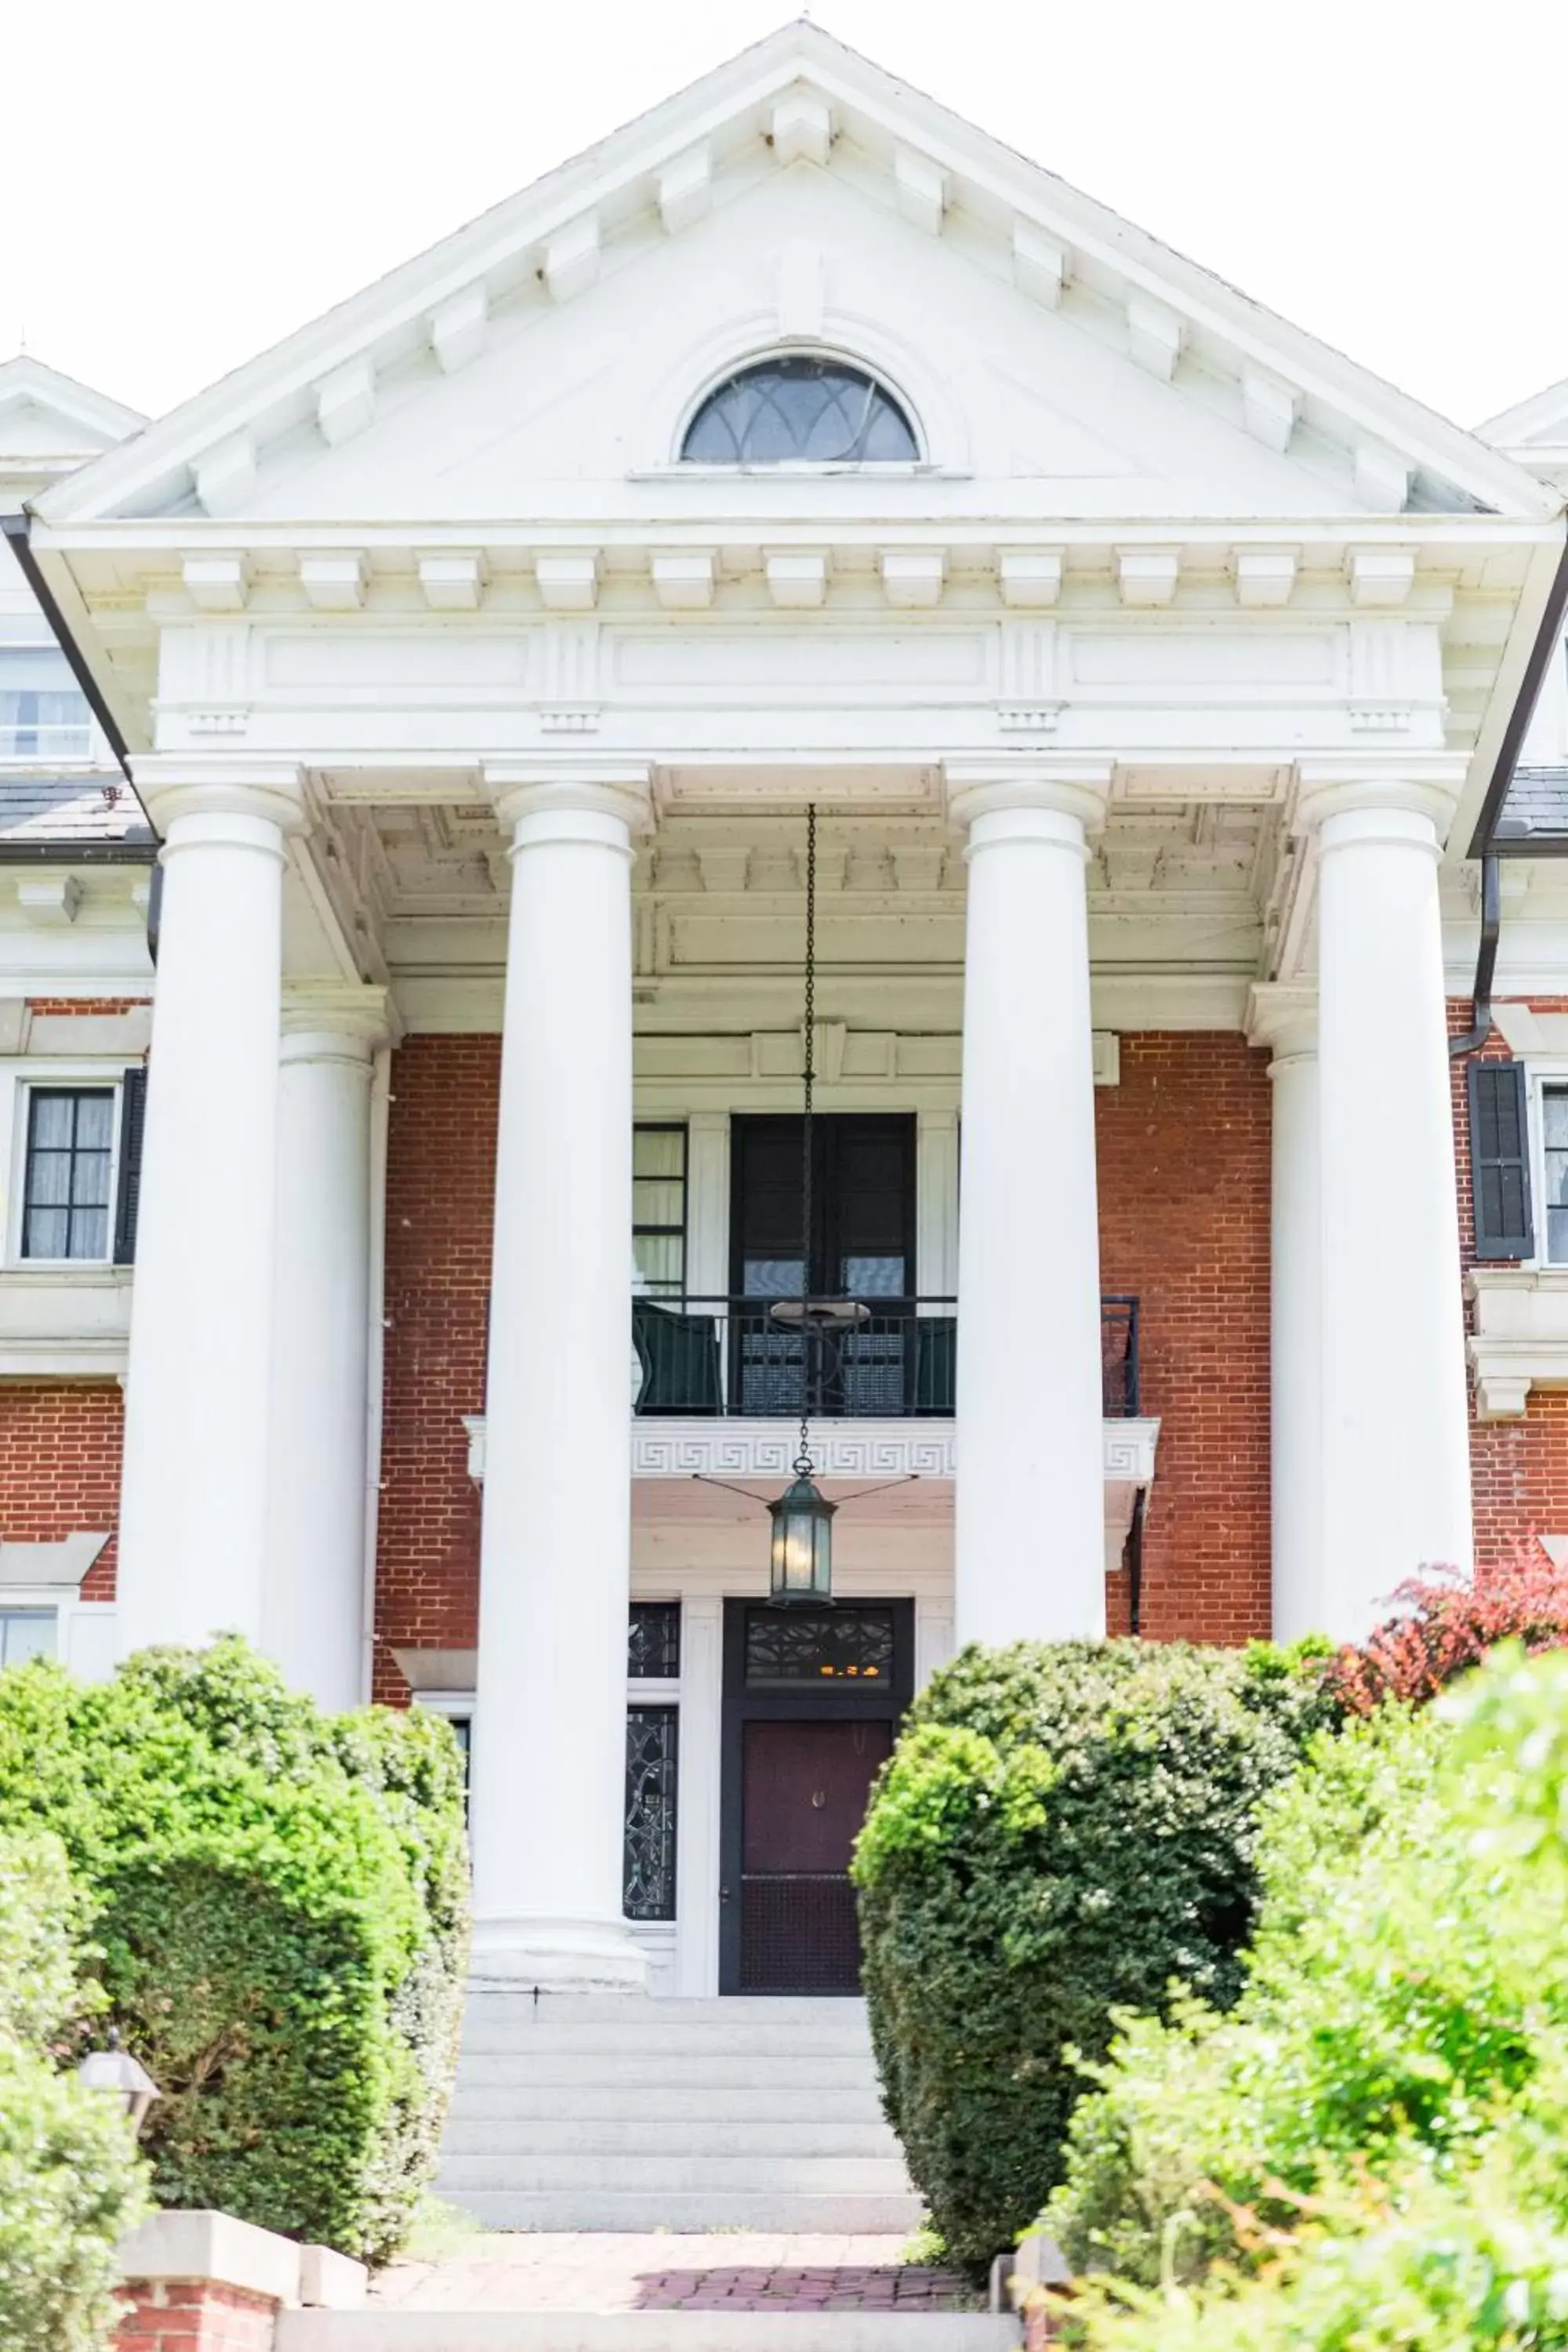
469,1912,651,1992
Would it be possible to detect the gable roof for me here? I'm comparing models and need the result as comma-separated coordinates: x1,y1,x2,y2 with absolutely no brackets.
0,356,144,492
36,21,1557,530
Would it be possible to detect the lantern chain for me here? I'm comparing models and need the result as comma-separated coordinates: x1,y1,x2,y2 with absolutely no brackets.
797,800,817,1476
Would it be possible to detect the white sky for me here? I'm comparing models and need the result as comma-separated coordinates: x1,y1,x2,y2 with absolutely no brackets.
6,0,1567,437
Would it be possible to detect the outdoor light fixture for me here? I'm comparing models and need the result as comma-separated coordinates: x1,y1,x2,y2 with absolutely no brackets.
77,2028,160,2137
768,801,834,1606
768,1465,837,1603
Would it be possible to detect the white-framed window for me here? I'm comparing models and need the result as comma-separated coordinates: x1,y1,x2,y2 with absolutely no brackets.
0,646,92,760
5,1067,146,1269
633,1123,688,1295
0,1602,60,1669
20,1086,118,1261
1538,1079,1568,1265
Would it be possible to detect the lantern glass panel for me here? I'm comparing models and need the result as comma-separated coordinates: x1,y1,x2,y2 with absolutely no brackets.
768,1475,835,1603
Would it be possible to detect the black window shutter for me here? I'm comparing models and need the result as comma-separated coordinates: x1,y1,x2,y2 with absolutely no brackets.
112,1065,148,1265
1468,1059,1534,1260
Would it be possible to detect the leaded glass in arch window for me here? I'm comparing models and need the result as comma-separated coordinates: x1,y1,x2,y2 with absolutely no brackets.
681,358,919,465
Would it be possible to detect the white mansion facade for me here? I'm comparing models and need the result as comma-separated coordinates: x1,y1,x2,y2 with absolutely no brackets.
3,25,1568,2010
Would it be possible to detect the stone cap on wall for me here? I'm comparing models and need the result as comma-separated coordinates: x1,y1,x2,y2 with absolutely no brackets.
117,2210,366,2310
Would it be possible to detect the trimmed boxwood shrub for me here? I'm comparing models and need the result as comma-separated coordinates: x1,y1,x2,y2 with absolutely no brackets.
0,1828,148,2352
851,1637,1333,2272
0,1639,468,2263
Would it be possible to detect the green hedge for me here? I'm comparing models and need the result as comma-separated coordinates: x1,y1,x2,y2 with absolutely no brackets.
0,1828,148,2352
851,1638,1332,2271
1044,1646,1568,2349
0,1640,469,2263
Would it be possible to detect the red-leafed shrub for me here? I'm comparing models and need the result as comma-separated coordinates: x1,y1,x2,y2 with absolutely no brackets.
1331,1543,1568,1715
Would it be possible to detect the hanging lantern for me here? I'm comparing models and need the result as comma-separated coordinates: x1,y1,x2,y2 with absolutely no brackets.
769,1464,837,1604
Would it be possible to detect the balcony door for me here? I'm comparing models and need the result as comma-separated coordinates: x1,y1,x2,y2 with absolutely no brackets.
728,1113,916,1416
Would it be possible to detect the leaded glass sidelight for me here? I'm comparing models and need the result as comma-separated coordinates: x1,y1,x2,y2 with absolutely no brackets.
623,1704,678,1920
628,1601,681,1679
681,358,920,465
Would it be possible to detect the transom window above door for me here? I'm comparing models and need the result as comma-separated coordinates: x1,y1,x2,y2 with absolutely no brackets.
681,358,920,465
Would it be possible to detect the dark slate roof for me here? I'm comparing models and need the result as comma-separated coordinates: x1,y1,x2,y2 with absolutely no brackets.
1497,764,1568,844
0,774,152,848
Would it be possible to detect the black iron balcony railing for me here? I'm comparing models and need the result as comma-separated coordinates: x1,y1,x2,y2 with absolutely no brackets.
632,1293,1141,1421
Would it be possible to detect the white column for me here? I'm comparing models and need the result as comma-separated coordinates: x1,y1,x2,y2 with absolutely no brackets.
469,762,653,1988
915,1109,960,1301
116,764,303,1656
947,762,1112,1647
674,1595,723,1997
684,1112,731,1299
262,987,391,1711
1303,761,1473,1638
1247,985,1323,1643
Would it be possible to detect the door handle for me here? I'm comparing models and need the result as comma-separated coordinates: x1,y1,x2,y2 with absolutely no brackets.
720,1885,731,1901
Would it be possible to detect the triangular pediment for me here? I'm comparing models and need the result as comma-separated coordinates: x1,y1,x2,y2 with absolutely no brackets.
36,24,1553,533
1482,374,1568,494
0,355,143,498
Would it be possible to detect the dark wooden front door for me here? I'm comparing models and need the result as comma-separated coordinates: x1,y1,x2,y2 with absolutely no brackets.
720,1599,913,1994
740,1719,893,1993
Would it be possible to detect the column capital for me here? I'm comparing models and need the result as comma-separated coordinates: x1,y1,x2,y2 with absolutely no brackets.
482,757,655,843
279,982,398,1059
1293,754,1470,840
943,758,1114,837
129,757,307,839
1246,982,1317,1065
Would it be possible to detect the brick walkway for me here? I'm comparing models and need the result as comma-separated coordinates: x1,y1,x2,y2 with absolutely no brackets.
372,2233,973,2313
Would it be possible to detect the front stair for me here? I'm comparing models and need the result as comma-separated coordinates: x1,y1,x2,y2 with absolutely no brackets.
435,1993,925,2234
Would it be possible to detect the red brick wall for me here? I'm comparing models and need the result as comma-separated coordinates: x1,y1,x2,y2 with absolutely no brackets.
25,997,149,1017
0,1382,123,1598
374,1036,498,1701
1453,997,1568,1563
1097,1034,1273,1644
372,1031,1275,1682
116,2278,278,2350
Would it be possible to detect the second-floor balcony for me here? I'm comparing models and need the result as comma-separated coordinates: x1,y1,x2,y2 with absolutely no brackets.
631,1292,1142,1420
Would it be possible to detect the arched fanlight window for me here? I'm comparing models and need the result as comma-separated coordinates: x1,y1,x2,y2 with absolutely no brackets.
681,357,920,465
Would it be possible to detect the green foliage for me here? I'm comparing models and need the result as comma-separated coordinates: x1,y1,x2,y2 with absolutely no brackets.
1045,1646,1568,2350
0,1828,148,2352
851,1638,1333,2272
0,1640,470,2263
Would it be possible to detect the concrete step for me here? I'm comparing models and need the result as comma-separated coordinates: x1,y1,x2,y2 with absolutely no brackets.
456,2054,884,2092
279,2316,1014,2352
451,2083,886,2124
459,2022,881,2059
424,2190,928,2233
442,2119,901,2159
437,2154,911,2194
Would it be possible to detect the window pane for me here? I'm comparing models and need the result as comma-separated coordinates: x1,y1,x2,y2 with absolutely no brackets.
743,1256,805,1297
844,1254,906,1297
0,1610,56,1669
70,1207,108,1260
633,1178,685,1229
682,359,918,466
1549,1205,1568,1264
74,1094,114,1150
27,1151,71,1207
1545,1090,1568,1148
623,1705,678,1921
633,1129,684,1178
29,1094,74,1150
633,1233,684,1292
24,1206,69,1258
1548,1150,1568,1208
71,1151,111,1208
